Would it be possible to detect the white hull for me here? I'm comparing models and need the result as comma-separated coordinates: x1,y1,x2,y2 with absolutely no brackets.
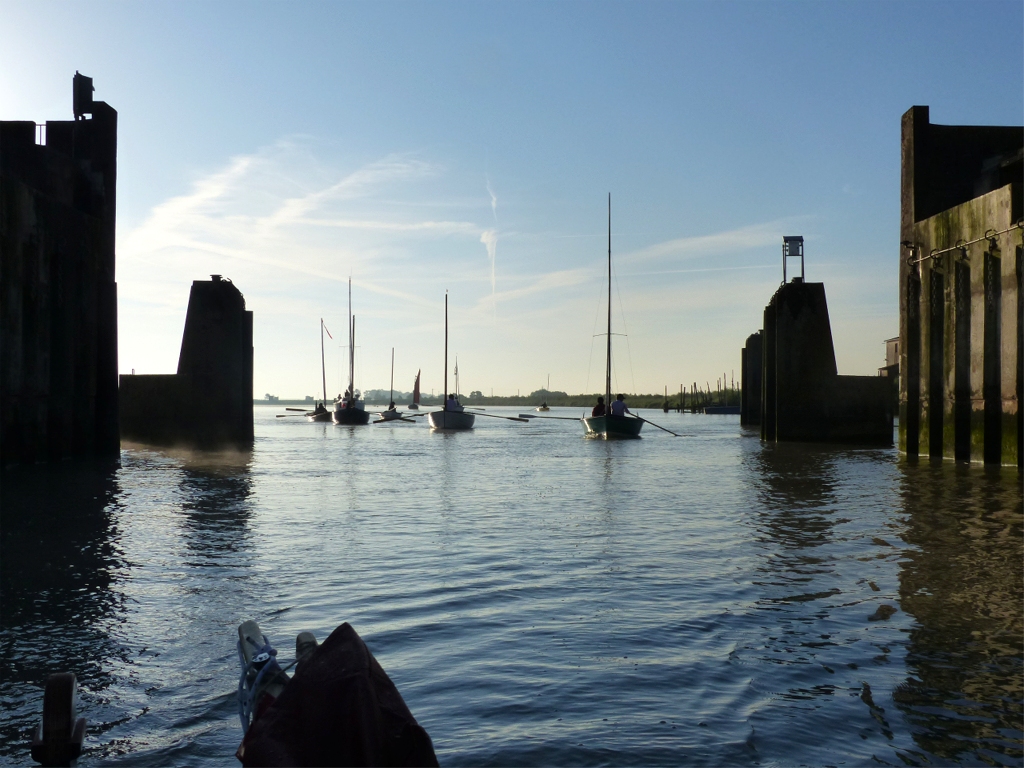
428,410,475,430
378,409,403,421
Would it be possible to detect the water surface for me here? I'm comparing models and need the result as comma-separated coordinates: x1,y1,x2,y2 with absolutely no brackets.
2,407,1021,766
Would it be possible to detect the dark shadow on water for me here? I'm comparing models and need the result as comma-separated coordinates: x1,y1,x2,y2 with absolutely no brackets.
0,458,126,759
893,461,1023,765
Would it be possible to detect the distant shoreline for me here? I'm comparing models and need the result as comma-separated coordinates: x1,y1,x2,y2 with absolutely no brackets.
255,389,741,410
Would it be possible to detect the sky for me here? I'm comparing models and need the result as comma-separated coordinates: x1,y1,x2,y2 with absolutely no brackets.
3,1,1022,399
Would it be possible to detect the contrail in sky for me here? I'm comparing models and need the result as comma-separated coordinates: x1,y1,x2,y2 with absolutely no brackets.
486,177,498,222
484,176,498,317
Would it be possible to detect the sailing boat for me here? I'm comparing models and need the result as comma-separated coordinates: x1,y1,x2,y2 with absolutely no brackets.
407,371,421,410
428,293,475,430
333,279,370,426
581,195,643,439
307,318,333,421
537,374,550,411
377,348,403,421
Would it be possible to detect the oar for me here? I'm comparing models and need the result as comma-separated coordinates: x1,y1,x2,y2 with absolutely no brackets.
471,411,529,423
636,415,682,437
285,407,311,412
518,414,580,421
277,413,311,418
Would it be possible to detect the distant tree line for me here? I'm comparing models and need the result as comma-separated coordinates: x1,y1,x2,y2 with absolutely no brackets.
257,386,742,409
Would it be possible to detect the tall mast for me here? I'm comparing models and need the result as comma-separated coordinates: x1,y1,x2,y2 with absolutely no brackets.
389,347,394,404
320,318,327,404
348,278,354,396
606,193,612,411
444,292,449,402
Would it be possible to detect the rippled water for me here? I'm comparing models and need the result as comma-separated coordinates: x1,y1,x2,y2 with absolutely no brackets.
2,407,1021,766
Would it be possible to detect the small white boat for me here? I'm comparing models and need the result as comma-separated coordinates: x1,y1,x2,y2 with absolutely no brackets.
428,407,475,430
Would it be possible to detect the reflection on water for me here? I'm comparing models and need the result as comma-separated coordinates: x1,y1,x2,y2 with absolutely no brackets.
895,462,1023,765
748,440,843,548
0,447,258,765
1,411,1020,766
0,460,126,754
177,450,254,561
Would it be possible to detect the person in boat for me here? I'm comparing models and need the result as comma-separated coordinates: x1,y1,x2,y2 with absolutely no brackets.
313,401,326,415
592,396,606,417
388,400,396,411
445,393,459,411
610,393,632,417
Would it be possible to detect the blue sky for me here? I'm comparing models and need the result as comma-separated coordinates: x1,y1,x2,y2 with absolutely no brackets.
3,1,1021,399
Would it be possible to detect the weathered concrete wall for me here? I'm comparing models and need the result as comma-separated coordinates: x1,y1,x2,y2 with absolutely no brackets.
901,185,1022,466
760,280,893,446
119,276,253,448
740,331,762,426
899,105,1022,467
0,77,119,465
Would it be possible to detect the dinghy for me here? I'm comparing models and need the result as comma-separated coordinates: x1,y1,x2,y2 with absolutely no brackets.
582,195,643,439
428,294,474,430
308,319,333,421
377,348,405,422
407,370,421,410
333,279,370,426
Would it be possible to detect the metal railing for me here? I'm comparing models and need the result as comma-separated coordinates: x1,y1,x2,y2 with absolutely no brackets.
905,218,1023,265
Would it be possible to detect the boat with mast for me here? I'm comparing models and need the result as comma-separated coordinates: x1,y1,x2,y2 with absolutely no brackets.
428,293,475,430
581,195,643,439
537,374,551,410
407,370,421,410
333,279,370,426
377,348,403,421
307,318,333,421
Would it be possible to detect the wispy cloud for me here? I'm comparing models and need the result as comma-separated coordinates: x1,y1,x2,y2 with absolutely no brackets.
120,144,494,302
472,267,591,311
621,217,810,264
288,218,477,233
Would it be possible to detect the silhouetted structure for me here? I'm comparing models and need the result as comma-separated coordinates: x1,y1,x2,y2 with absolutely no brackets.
1,73,119,465
744,238,892,445
120,276,253,448
740,331,762,426
879,337,899,415
898,106,1022,467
